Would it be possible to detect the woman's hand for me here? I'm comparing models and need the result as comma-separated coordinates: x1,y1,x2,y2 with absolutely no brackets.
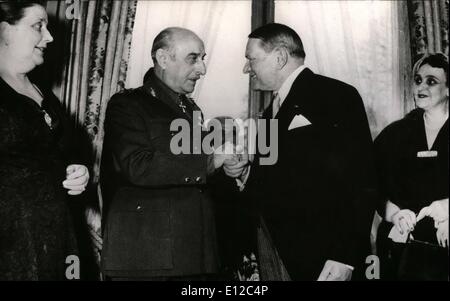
63,164,90,195
392,209,417,235
417,198,449,227
317,260,353,281
436,219,448,248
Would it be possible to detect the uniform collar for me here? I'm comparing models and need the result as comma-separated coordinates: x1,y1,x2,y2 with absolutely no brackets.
143,68,203,122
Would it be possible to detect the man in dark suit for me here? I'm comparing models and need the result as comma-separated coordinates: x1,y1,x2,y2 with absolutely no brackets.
227,23,377,280
100,27,233,280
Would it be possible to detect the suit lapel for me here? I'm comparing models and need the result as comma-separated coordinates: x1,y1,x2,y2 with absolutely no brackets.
275,68,317,131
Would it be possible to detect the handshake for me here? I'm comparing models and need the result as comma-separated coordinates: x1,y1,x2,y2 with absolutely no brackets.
213,141,250,180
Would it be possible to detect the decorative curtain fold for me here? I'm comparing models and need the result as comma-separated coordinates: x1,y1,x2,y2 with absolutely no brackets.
46,0,137,195
408,0,449,59
62,0,137,189
402,0,448,113
44,1,137,275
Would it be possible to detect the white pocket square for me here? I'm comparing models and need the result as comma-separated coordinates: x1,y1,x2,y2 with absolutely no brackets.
288,114,311,130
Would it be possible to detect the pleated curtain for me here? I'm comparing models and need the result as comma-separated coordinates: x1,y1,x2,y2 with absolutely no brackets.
408,0,449,58
43,1,137,274
62,1,137,188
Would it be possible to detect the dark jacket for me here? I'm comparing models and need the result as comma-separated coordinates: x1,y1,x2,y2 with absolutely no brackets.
101,69,219,278
374,109,448,280
247,68,377,280
374,108,448,215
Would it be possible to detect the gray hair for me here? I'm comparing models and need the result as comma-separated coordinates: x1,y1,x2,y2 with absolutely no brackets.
151,27,192,64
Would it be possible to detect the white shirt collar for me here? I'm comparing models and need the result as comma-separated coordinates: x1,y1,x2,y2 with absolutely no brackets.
276,64,306,107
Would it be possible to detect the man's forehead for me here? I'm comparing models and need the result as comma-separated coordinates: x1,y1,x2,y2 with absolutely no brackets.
246,39,265,55
174,36,205,55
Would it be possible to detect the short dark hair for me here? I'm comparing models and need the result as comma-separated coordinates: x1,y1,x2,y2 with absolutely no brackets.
0,1,44,25
249,23,305,59
151,27,175,64
413,53,449,87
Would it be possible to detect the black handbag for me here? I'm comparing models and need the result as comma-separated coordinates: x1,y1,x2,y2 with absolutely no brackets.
397,237,449,281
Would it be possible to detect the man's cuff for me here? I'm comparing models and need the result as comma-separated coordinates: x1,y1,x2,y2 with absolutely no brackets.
328,259,354,271
345,264,354,271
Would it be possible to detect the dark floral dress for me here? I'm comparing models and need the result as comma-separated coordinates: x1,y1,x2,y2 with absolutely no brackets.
0,77,78,280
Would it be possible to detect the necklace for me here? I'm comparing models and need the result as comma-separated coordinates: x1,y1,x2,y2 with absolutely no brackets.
31,84,53,130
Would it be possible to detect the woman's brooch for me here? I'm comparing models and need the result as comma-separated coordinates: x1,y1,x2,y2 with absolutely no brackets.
42,109,53,129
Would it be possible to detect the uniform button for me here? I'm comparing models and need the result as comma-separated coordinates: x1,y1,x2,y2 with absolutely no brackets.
184,177,191,183
195,176,202,183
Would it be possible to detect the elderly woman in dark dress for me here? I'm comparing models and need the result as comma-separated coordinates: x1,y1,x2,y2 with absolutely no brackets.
0,1,89,280
375,53,448,280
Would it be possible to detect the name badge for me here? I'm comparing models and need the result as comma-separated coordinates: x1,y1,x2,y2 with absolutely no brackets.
417,150,438,158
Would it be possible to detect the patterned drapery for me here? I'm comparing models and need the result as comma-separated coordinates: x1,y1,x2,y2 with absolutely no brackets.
408,0,449,58
46,0,137,210
62,0,137,187
44,0,137,277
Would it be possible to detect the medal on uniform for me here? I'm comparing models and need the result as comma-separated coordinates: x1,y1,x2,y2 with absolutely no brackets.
178,100,187,113
149,87,156,98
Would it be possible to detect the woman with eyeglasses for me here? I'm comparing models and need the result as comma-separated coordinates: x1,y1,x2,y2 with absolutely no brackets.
374,53,448,280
